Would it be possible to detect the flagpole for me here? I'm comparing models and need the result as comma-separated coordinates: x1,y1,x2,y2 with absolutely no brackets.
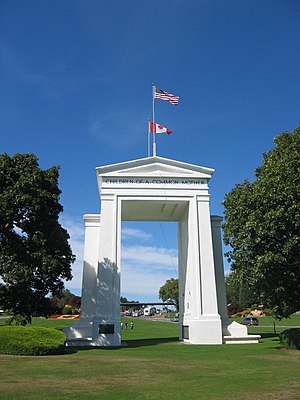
147,119,150,157
152,83,156,157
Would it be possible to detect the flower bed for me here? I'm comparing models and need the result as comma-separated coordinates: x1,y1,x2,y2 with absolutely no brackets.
49,314,80,320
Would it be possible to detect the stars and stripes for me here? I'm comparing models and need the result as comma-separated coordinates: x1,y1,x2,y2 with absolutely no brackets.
149,84,178,156
153,86,179,106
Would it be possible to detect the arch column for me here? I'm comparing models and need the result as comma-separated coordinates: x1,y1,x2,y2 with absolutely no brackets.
91,194,121,346
182,197,222,344
63,214,101,343
211,216,230,326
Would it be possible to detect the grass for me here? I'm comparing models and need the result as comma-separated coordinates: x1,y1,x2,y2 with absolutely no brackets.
233,314,300,327
0,316,299,400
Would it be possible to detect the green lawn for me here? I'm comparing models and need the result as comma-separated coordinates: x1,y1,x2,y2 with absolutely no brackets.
233,314,300,327
0,316,299,400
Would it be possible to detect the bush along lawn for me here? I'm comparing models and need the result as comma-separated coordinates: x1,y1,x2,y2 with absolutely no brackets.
0,326,66,356
279,328,300,350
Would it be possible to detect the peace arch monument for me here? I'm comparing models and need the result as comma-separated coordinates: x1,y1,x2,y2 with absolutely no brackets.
64,156,260,346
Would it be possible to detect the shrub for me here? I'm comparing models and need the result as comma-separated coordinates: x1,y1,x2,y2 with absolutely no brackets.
263,309,273,316
279,329,300,350
227,300,242,316
0,326,66,356
62,306,73,315
4,314,30,326
53,325,68,332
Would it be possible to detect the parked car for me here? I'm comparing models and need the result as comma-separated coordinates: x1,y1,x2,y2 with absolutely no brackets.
241,317,259,326
144,307,156,316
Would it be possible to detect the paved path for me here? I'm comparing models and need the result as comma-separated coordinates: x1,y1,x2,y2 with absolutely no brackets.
251,325,300,328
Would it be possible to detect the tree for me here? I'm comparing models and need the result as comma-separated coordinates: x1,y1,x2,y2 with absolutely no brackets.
49,289,80,314
0,153,75,324
225,272,257,310
120,296,128,304
222,127,300,319
159,278,179,311
68,294,81,310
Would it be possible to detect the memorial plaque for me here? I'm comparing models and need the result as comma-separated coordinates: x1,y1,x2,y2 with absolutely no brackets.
99,324,115,334
182,325,189,340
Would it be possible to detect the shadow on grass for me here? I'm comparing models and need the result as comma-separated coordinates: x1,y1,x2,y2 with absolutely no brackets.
256,332,282,350
123,336,179,348
64,348,79,354
259,332,279,339
68,337,179,352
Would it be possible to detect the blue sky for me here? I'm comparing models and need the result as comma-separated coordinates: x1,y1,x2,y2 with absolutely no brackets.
1,1,299,302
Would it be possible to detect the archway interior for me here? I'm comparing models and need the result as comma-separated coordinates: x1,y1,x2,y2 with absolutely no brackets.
120,220,178,305
120,219,178,340
120,199,187,303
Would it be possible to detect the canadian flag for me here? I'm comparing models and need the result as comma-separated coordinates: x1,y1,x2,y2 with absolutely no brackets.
149,121,172,135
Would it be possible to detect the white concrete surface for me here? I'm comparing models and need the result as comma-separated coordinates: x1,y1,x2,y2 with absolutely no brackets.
64,156,259,346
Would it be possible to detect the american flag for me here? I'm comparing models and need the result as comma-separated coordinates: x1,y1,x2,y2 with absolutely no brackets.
154,86,179,106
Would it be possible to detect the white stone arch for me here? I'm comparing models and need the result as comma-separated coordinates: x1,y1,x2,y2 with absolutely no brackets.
64,157,260,346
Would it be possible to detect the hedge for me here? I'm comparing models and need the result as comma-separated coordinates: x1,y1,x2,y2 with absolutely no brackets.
0,326,66,356
279,328,300,350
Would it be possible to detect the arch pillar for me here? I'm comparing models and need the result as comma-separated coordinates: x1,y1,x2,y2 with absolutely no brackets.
180,197,222,344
